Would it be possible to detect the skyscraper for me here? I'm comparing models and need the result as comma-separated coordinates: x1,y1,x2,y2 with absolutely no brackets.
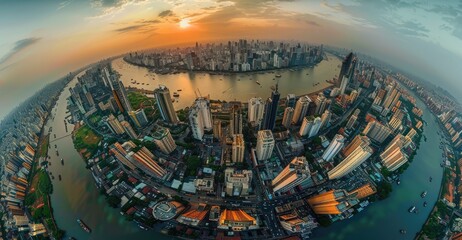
129,108,149,128
108,77,132,113
328,138,373,179
256,130,275,161
286,94,296,108
307,189,359,215
262,84,280,130
345,114,358,130
308,117,322,138
292,95,312,125
189,106,204,140
349,90,359,103
380,134,408,171
363,121,392,143
105,114,124,134
342,135,371,157
320,110,332,129
232,134,245,163
299,117,313,137
314,93,329,115
230,104,243,135
213,119,222,139
336,52,355,87
153,127,177,154
248,97,265,128
154,85,179,123
272,156,310,193
130,147,167,179
282,107,294,129
388,109,405,131
322,134,345,162
121,120,138,139
194,98,213,130
339,76,349,95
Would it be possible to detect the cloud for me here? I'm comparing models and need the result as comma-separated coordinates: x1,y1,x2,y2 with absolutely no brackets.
158,10,174,18
395,20,429,37
57,0,73,10
0,38,41,65
114,25,146,32
89,0,148,17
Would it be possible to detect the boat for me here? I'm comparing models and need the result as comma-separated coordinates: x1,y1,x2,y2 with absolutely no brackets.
58,175,62,181
77,219,91,233
275,74,282,78
173,92,180,97
396,179,401,185
408,206,416,213
423,201,428,207
421,191,427,198
61,158,64,165
256,81,261,85
429,176,432,182
177,89,182,91
400,229,406,234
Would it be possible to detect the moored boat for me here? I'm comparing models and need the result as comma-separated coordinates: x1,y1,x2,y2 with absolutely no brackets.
77,219,91,233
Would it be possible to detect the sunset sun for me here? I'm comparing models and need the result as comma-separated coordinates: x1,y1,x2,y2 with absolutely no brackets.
179,19,191,29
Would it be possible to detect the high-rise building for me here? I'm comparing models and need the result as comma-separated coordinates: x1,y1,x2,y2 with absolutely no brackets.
342,135,370,157
314,93,329,115
256,130,275,161
262,84,280,130
339,76,349,95
108,77,132,113
105,114,124,134
380,134,408,171
152,127,177,154
129,108,149,128
320,110,332,129
232,134,245,163
322,134,345,162
272,157,310,193
388,109,405,131
299,117,313,137
224,168,252,196
349,90,359,103
154,85,179,123
213,119,222,139
248,97,265,128
307,189,359,215
130,147,167,179
382,86,401,111
406,128,417,141
194,98,212,130
230,104,243,135
110,142,137,170
189,106,204,140
308,117,322,138
336,52,355,87
282,107,294,128
345,114,357,130
121,120,138,139
363,121,392,143
286,94,296,108
328,138,373,179
292,95,312,124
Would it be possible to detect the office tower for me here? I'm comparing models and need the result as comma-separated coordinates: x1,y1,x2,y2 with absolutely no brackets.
130,147,167,179
353,108,360,117
337,52,355,87
382,86,401,111
248,97,265,127
314,93,328,115
292,95,312,124
307,189,359,215
342,135,370,157
152,127,177,154
194,98,212,130
154,85,179,123
121,120,138,139
256,130,275,161
349,90,359,103
213,119,222,139
322,134,345,162
129,108,149,128
380,134,408,171
349,183,377,199
308,117,322,138
345,114,357,130
262,83,280,130
110,142,137,170
340,76,349,95
189,106,204,140
299,117,313,137
108,77,132,113
388,109,405,131
406,128,417,141
363,121,392,143
218,209,257,231
230,104,243,135
224,168,252,196
232,134,245,163
286,94,296,108
282,107,294,128
320,110,332,129
272,156,310,193
328,138,373,179
106,114,124,134
82,85,95,107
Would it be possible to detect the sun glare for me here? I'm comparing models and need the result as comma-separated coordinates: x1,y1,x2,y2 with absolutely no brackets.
179,19,191,29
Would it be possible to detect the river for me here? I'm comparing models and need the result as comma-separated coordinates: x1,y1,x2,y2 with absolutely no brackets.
46,55,443,240
311,86,445,240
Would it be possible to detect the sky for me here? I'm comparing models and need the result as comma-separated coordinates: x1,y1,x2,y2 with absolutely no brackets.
1,0,462,120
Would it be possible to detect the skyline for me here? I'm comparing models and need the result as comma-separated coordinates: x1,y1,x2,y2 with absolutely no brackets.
1,0,462,121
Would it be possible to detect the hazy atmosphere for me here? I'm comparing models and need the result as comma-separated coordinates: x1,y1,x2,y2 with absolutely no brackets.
1,0,462,120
